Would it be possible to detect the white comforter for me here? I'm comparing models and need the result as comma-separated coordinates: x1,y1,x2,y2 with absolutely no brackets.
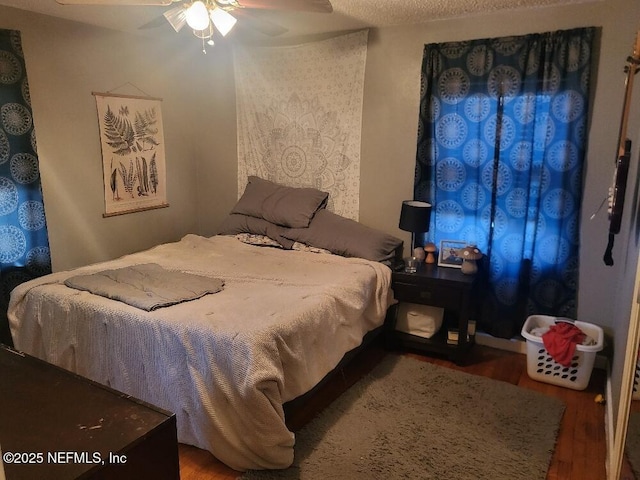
8,235,393,471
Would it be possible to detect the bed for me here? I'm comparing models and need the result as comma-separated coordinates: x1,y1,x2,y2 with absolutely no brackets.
8,177,402,472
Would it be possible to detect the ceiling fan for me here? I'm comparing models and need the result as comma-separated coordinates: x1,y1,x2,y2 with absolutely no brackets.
55,0,333,50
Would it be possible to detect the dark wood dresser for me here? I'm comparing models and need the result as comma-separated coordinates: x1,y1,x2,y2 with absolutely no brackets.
0,344,179,480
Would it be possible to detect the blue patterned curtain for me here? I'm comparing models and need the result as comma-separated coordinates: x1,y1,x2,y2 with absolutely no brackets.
0,29,51,346
415,28,594,338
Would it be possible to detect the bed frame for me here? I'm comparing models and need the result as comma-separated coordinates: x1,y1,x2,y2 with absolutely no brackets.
284,318,391,431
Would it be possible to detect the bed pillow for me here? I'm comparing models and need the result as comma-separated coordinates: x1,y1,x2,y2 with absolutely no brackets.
231,176,329,228
281,209,403,263
216,214,295,249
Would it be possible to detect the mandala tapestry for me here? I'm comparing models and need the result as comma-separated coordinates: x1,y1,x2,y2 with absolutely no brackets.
234,30,368,220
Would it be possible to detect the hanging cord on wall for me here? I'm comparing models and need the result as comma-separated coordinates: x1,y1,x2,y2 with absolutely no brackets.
105,82,154,98
589,195,608,221
92,82,161,102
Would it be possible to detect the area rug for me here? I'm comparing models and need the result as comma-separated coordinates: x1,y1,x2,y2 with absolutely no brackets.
241,354,565,480
625,411,640,477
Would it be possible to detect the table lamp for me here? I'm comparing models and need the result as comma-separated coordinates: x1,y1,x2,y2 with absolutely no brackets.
399,200,432,252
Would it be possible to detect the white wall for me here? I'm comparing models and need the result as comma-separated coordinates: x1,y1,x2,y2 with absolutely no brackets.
0,5,204,271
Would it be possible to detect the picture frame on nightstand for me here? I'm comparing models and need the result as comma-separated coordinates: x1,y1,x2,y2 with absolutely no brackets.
438,240,466,268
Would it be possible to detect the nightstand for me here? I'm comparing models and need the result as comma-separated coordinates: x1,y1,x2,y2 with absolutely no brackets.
388,263,478,364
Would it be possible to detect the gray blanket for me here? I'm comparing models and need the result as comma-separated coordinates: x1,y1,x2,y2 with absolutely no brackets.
64,263,224,311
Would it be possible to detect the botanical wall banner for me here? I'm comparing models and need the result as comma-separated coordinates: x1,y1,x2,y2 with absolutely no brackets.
93,92,168,216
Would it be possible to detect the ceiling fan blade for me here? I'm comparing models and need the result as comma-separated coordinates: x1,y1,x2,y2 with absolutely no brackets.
161,4,187,32
56,0,174,5
231,9,288,37
235,0,332,13
137,13,172,30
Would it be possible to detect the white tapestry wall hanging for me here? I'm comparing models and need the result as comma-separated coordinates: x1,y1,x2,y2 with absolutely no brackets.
234,30,368,220
93,92,168,217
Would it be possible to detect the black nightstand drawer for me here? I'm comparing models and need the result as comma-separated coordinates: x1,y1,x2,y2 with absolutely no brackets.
393,281,462,307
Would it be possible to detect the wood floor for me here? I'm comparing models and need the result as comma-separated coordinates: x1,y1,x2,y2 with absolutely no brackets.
178,343,608,480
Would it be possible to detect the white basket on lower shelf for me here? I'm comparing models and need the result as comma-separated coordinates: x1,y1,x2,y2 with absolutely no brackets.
521,315,604,391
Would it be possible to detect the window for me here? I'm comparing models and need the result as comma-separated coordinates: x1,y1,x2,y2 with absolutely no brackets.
415,28,595,338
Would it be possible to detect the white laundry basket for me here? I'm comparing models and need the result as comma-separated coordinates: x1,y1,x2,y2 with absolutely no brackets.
521,315,604,391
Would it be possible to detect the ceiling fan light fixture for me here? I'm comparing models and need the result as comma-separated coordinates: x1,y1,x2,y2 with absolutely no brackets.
193,23,213,39
210,7,237,37
185,1,210,31
163,5,187,32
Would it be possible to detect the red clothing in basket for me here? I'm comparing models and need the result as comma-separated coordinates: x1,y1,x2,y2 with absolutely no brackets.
542,322,586,367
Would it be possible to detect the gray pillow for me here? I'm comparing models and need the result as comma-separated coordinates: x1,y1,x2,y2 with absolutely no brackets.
231,176,329,228
281,209,403,263
216,214,295,249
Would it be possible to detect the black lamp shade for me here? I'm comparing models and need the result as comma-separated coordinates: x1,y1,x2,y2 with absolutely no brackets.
399,200,432,233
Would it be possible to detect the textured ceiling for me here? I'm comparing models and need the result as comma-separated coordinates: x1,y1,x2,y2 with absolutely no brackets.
0,0,598,39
